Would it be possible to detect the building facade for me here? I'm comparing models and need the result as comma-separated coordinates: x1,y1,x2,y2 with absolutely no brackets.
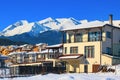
9,44,65,75
59,22,120,73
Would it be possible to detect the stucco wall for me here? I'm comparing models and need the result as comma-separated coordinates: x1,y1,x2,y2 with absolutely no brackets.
101,54,112,65
64,42,101,73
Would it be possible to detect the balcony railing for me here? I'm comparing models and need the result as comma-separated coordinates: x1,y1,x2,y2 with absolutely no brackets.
64,37,106,43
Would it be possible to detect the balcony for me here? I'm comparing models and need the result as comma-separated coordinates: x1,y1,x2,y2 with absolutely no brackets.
64,37,105,43
36,58,45,62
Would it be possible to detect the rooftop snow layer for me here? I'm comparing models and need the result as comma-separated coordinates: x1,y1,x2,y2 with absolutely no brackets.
62,20,106,31
46,44,63,48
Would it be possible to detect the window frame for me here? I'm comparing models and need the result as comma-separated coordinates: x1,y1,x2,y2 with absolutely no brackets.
106,31,111,39
106,47,112,55
85,46,94,58
74,33,83,42
70,47,78,54
88,31,102,41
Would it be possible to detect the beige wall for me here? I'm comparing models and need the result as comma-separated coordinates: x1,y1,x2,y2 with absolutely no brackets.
64,41,101,73
63,25,120,73
101,54,112,65
101,54,120,65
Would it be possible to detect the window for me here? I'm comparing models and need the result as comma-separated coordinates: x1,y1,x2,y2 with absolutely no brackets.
118,49,120,56
41,54,45,58
64,47,67,54
17,59,23,63
75,33,83,42
85,46,94,58
106,31,111,39
70,47,78,54
49,54,54,59
88,32,102,41
106,47,111,55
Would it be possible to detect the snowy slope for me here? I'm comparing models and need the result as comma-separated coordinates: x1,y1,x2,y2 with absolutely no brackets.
0,64,120,80
1,65,120,80
0,17,80,37
39,17,80,30
1,21,51,37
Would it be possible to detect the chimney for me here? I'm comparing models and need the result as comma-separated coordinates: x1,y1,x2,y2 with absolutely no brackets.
109,14,113,25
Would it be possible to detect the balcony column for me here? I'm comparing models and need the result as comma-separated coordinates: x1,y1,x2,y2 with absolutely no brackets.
84,29,90,42
53,49,55,58
48,49,49,59
100,27,103,41
74,31,76,43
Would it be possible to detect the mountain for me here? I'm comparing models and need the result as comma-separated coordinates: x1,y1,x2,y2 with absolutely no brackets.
0,17,81,45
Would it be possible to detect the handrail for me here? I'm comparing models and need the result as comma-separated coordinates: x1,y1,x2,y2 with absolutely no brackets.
64,36,106,43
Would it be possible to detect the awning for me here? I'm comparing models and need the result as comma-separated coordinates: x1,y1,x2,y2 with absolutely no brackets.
58,54,83,59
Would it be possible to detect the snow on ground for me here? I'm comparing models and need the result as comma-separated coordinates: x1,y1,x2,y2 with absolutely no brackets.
0,64,120,80
1,73,120,80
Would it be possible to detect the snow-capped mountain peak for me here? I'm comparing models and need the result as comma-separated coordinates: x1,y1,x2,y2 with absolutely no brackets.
0,17,82,37
3,20,28,32
39,17,54,24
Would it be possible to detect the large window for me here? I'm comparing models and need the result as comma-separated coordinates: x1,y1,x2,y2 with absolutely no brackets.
85,46,94,58
17,58,23,63
106,47,111,55
106,31,111,39
75,33,83,42
70,47,78,54
88,32,102,41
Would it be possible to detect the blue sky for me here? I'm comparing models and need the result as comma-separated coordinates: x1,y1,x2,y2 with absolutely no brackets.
0,0,120,31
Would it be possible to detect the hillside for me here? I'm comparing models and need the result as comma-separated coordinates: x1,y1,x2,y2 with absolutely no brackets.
0,38,27,46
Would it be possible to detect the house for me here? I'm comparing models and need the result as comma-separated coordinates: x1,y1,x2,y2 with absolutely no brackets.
32,43,47,52
0,54,8,68
59,15,120,73
9,52,42,75
0,45,18,55
8,43,64,75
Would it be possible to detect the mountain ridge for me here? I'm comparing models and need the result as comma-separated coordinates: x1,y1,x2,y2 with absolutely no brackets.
0,17,81,45
0,17,81,37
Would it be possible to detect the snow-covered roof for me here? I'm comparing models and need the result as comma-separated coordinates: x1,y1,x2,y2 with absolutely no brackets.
40,49,53,54
26,52,40,54
62,20,106,31
46,44,63,48
104,20,120,27
36,43,47,46
8,51,41,56
19,44,28,47
59,55,83,59
102,54,120,59
8,52,26,55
